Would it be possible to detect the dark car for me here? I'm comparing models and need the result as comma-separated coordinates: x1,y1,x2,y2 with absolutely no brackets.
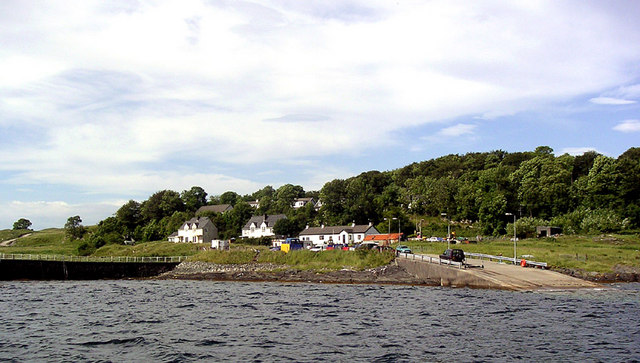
440,248,465,262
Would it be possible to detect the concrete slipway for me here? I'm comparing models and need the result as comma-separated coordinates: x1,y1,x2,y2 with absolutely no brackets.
397,254,601,291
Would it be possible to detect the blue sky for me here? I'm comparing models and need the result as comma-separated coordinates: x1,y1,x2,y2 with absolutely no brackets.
1,1,639,230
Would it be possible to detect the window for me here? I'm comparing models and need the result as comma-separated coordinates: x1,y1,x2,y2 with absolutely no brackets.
261,226,266,232
357,235,362,240
251,227,255,232
320,235,324,240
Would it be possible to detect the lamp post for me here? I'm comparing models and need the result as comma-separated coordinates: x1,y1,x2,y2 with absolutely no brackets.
441,213,450,250
419,219,424,239
506,212,517,264
384,217,391,233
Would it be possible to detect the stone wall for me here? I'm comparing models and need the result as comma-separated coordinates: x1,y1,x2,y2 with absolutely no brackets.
0,260,179,280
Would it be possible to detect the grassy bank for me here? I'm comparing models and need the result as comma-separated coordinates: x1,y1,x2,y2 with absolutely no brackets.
92,241,201,257
406,234,640,273
0,229,33,243
0,229,80,255
256,249,396,271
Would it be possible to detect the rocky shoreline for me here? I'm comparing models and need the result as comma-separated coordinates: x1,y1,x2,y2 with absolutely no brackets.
156,261,440,285
552,265,640,283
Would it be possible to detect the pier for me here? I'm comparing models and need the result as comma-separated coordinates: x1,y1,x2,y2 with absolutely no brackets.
0,254,185,280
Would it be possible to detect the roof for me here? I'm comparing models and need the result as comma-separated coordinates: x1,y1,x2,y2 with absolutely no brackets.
294,197,314,202
181,217,215,230
243,214,287,229
299,224,377,236
197,204,233,214
363,233,402,241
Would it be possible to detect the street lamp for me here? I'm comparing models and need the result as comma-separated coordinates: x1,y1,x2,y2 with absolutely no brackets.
441,213,450,250
419,219,424,239
506,212,517,264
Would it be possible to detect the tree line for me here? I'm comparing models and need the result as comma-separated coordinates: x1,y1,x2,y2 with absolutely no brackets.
79,146,638,251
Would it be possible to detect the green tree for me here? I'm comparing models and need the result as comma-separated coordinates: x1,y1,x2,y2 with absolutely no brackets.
12,218,32,230
163,211,193,237
319,179,348,224
583,155,618,210
181,186,208,212
141,190,185,221
511,155,571,218
274,184,305,212
219,191,240,206
224,201,253,238
89,216,125,248
273,217,299,237
64,215,86,240
116,200,142,232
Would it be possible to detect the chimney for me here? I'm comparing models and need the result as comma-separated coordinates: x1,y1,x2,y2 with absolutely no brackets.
321,224,325,229
305,224,309,229
368,221,372,226
351,221,356,227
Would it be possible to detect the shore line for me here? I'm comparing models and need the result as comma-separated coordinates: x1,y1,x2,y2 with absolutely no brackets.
154,260,639,286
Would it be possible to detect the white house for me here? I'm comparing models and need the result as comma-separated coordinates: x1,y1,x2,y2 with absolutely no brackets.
298,223,379,247
242,214,287,238
292,197,315,209
168,217,218,243
248,200,260,209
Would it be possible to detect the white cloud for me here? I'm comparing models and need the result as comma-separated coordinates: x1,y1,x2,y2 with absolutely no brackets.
0,200,123,230
1,0,640,215
589,97,636,105
613,120,640,133
438,124,477,137
560,147,601,156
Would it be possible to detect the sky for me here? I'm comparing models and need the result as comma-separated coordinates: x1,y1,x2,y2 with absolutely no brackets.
1,1,639,230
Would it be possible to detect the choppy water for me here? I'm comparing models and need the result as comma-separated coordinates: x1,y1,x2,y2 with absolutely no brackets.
1,280,639,362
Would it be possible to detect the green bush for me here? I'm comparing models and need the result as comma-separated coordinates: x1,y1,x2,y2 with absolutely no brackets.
580,209,628,233
189,250,256,264
240,237,272,246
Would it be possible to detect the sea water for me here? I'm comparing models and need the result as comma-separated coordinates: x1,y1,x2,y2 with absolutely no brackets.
1,280,638,362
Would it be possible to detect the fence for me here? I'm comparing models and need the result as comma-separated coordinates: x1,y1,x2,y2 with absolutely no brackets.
397,252,464,269
0,254,188,263
397,252,547,269
462,252,547,268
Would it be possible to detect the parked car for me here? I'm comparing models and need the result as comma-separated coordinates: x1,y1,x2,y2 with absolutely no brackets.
426,236,442,242
396,245,412,254
440,248,465,262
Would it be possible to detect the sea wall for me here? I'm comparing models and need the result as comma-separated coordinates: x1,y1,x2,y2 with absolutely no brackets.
397,258,505,289
0,259,179,280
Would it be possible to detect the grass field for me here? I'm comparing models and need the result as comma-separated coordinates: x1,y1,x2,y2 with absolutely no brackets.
256,248,396,271
0,229,33,243
0,229,81,255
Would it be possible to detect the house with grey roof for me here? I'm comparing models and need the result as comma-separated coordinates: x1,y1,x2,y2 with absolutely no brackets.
298,223,379,247
196,204,233,215
168,217,218,243
241,214,287,238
